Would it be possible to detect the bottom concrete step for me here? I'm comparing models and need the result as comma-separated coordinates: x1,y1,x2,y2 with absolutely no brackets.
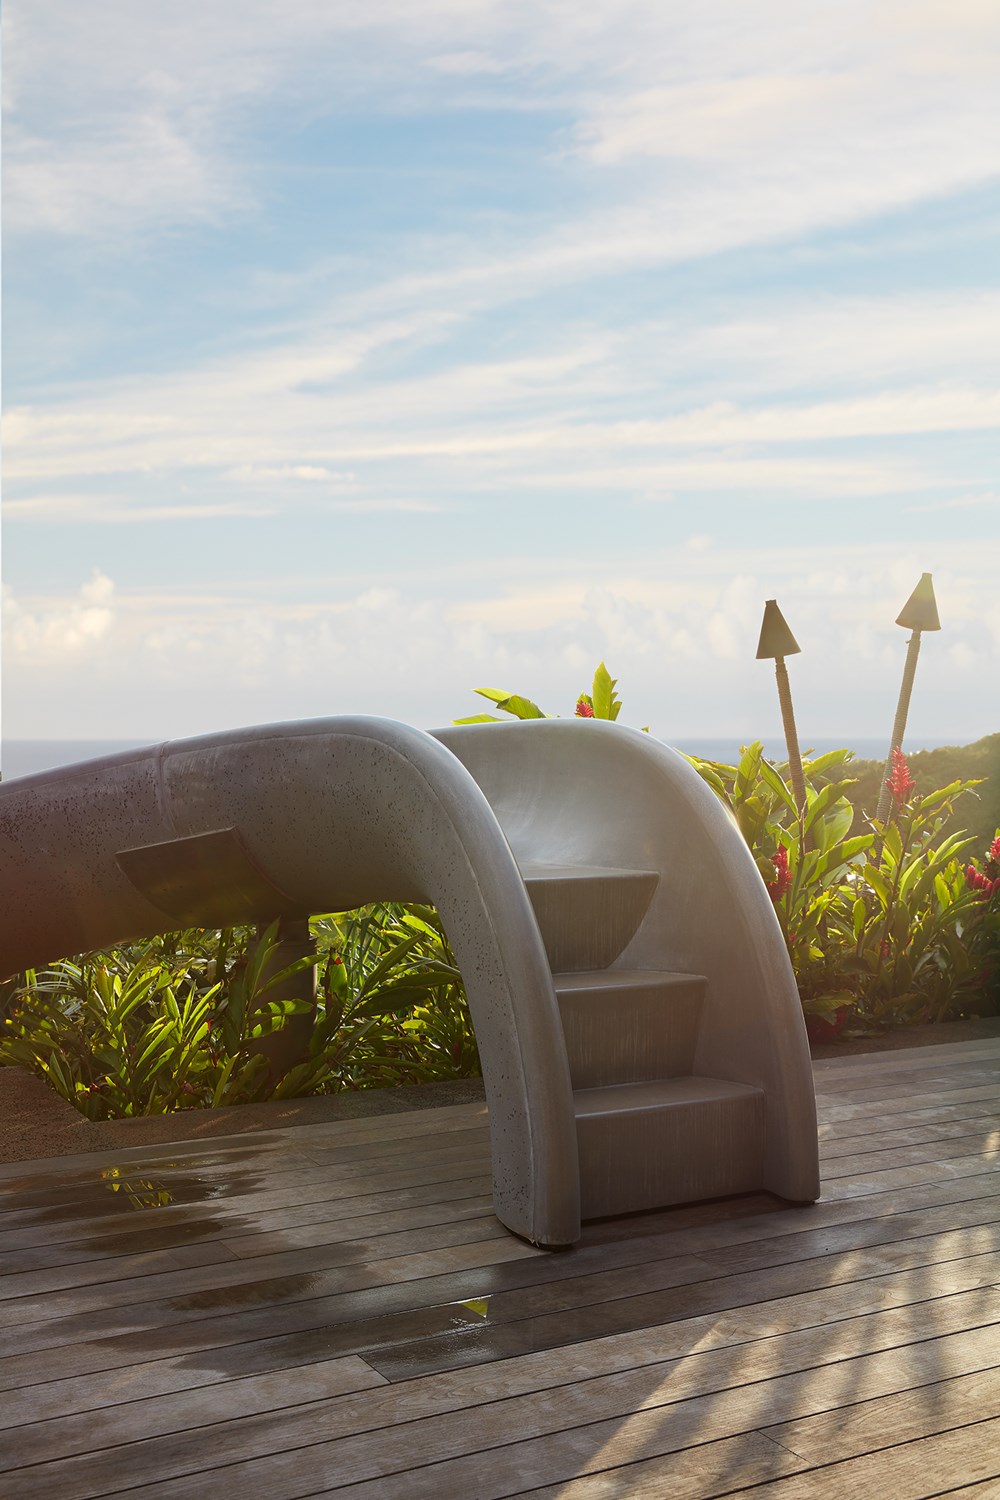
574,1076,765,1219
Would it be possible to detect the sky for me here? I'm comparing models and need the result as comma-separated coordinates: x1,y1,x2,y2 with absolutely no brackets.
3,0,999,751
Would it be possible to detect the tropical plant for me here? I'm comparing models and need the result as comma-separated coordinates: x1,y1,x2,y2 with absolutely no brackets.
456,661,626,724
454,659,996,1030
0,905,480,1120
693,741,990,1027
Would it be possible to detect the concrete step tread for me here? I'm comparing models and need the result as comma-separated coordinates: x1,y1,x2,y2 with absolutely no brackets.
519,863,658,883
574,1076,764,1118
552,968,705,994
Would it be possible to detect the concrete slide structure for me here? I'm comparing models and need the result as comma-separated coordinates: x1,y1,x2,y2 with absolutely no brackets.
0,716,819,1244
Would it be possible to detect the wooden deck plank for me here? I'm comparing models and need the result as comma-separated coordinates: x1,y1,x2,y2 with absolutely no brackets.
817,1083,1000,1122
11,1317,999,1500
4,1156,1000,1371
721,1416,1000,1499
818,1128,1000,1179
811,1041,1000,1084
0,1357,388,1471
0,1145,493,1233
3,1159,998,1359
0,1126,493,1212
362,1240,1000,1383
0,1192,497,1274
818,1098,1000,1140
819,1113,1000,1160
0,1211,509,1307
814,1078,1000,1115
520,1419,1000,1499
763,1367,1000,1465
815,1154,999,1201
3,1248,994,1430
1,1045,998,1498
5,1280,998,1474
0,1174,495,1256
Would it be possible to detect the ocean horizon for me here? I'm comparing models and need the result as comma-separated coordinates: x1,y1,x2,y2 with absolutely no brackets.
0,733,965,781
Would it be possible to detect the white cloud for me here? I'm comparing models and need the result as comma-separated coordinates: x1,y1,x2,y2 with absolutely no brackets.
5,540,995,741
7,0,1000,269
3,569,117,662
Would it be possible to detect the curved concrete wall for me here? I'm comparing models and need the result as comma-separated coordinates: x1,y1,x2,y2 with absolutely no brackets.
1,714,819,1235
434,719,820,1204
0,718,579,1245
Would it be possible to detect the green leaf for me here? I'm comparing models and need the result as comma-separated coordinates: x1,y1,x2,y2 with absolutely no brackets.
803,780,845,834
497,694,548,720
801,749,855,777
813,799,855,855
452,713,502,724
473,689,547,719
473,687,517,704
734,743,764,801
757,759,797,817
591,661,622,721
852,897,867,942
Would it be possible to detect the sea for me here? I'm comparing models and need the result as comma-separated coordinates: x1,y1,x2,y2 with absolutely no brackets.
0,735,959,781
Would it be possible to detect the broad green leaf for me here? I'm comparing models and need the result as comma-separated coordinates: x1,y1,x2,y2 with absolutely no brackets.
801,749,855,777
813,799,855,855
497,694,547,720
474,686,517,704
473,689,547,719
803,780,844,834
757,759,797,816
591,661,622,721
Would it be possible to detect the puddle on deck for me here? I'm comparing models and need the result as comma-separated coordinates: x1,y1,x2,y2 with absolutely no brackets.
0,1164,264,1226
172,1291,495,1379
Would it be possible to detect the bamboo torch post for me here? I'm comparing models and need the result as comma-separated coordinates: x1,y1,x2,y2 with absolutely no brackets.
875,573,941,824
756,600,807,814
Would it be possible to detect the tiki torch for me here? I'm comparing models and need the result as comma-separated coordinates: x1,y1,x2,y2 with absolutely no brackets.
756,599,807,814
874,572,941,824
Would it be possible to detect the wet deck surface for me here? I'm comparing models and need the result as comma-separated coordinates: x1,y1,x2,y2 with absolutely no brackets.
1,1037,999,1498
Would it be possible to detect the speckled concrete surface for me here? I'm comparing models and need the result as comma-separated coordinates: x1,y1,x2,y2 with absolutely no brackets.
3,1014,997,1166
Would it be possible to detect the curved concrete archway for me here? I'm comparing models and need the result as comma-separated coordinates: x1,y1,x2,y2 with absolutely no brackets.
0,718,579,1245
1,715,819,1244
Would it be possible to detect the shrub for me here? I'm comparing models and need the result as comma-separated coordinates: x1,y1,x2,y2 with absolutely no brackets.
0,905,480,1120
693,741,993,1027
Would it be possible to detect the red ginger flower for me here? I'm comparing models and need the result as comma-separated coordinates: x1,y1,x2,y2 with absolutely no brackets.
885,747,915,807
965,832,1000,899
966,864,1000,899
575,697,595,717
766,845,792,902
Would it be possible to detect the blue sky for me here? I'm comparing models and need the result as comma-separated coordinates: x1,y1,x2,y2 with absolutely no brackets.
3,1,998,747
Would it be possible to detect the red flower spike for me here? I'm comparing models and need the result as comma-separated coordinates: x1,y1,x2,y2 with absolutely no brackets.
884,747,915,807
966,862,1000,899
575,698,595,717
766,845,792,902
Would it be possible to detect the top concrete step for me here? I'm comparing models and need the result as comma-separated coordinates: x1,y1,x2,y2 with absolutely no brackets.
519,863,658,972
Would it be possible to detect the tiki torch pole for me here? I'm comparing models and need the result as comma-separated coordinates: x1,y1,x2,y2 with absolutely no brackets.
756,599,807,814
875,572,941,824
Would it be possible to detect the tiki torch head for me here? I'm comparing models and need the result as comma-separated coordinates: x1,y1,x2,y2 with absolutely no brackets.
895,573,941,632
756,599,801,661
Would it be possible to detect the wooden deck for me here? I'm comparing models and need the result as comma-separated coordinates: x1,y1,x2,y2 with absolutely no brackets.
1,1037,998,1499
